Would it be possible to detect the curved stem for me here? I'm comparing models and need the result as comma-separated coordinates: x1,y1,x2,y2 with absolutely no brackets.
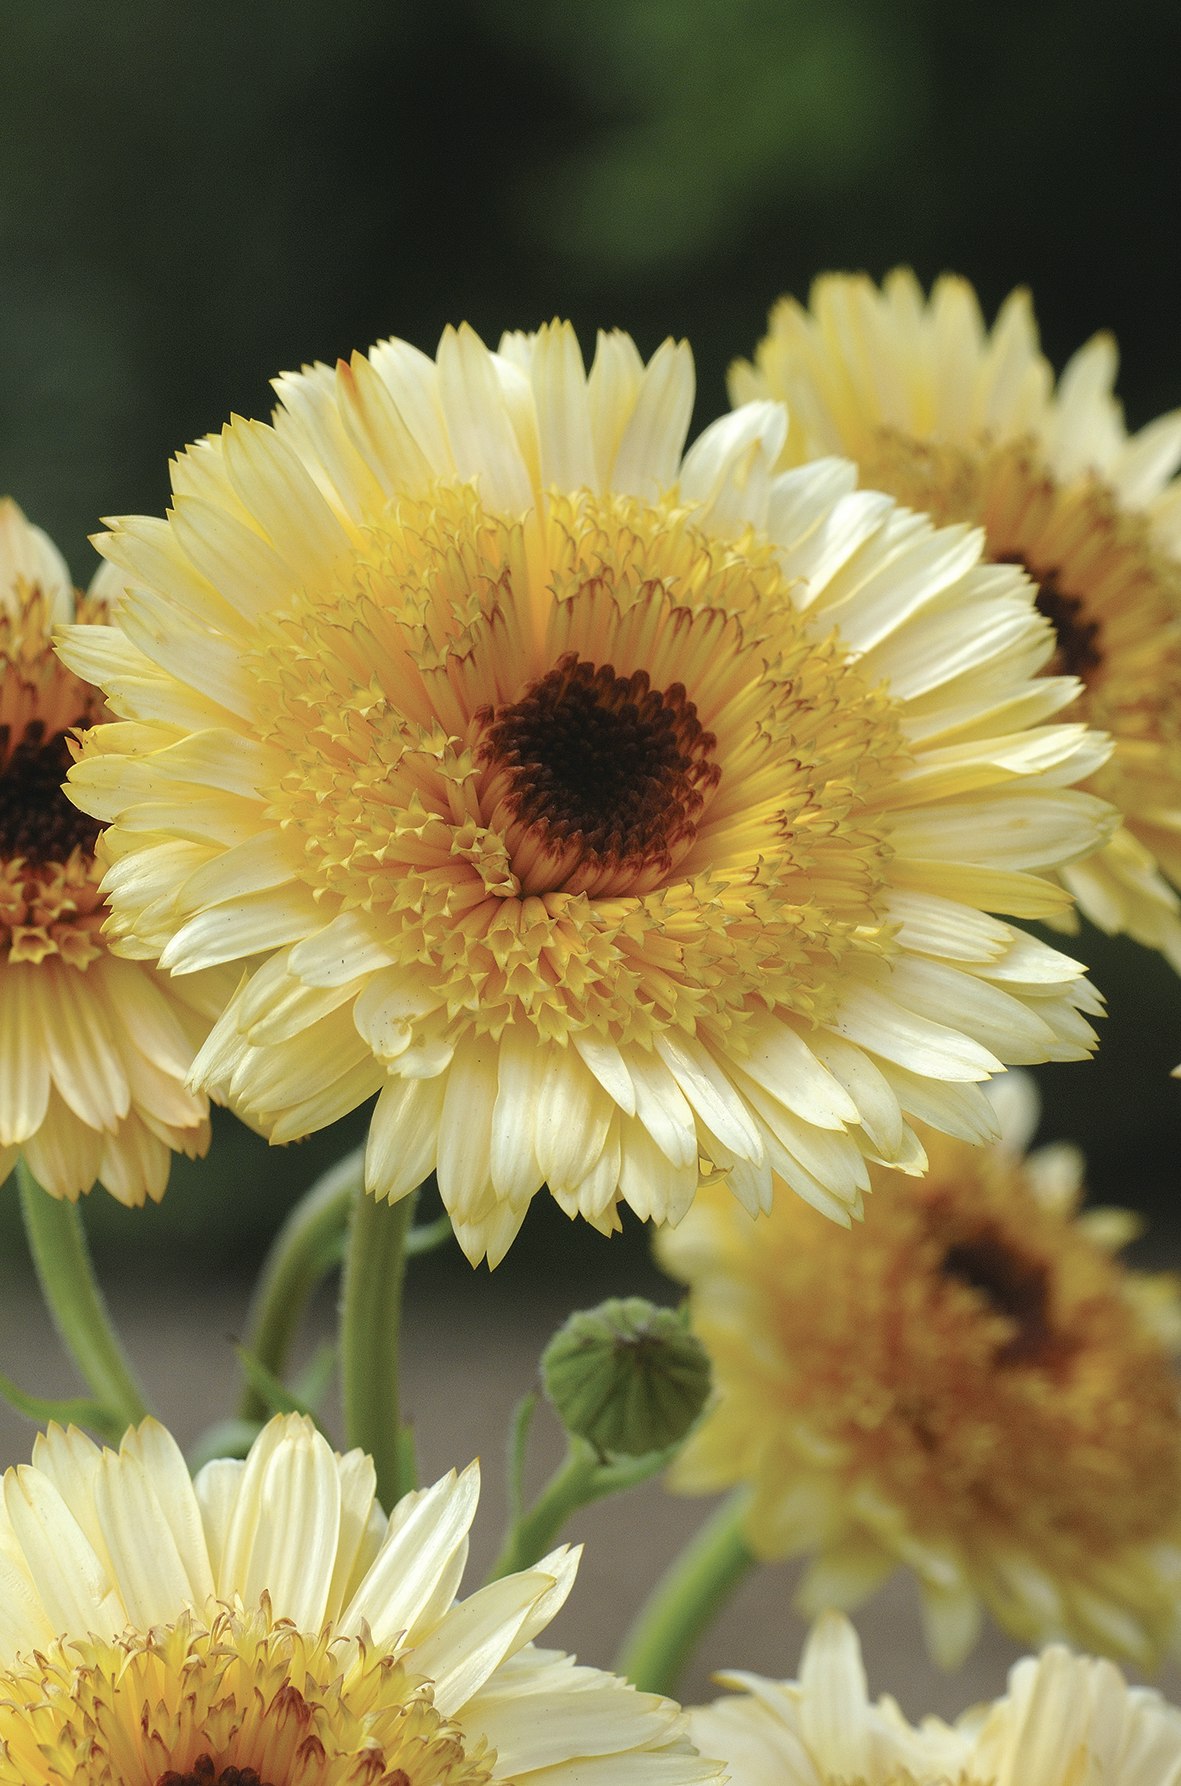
237,1146,362,1422
489,1439,600,1580
615,1492,754,1696
340,1183,419,1509
16,1157,150,1432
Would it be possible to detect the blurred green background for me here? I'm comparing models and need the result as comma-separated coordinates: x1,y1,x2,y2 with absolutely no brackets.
1,0,1179,1274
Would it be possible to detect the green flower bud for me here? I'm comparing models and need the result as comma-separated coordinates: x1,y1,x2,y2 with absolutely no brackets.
541,1297,712,1459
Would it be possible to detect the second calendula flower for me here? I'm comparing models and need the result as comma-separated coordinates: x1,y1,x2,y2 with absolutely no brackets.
66,321,1111,1262
659,1076,1181,1667
734,268,1181,970
0,499,215,1203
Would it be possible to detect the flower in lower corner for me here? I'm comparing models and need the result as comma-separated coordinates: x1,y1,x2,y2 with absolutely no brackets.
63,319,1112,1263
0,1412,717,1786
658,1074,1181,1668
688,1611,1181,1786
0,499,217,1203
733,268,1181,971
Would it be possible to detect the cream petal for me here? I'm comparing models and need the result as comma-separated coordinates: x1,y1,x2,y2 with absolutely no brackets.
192,1457,244,1582
796,1613,872,1775
366,1073,446,1203
408,1566,569,1719
527,321,597,492
2,1466,120,1641
436,324,535,514
610,338,695,497
0,498,74,620
341,1462,480,1647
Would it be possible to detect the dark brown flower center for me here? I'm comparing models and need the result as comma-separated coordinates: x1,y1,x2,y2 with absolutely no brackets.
999,557,1104,683
156,1761,276,1786
940,1227,1058,1366
477,652,721,894
0,720,100,865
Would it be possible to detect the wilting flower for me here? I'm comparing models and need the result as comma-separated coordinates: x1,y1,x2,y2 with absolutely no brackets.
688,1611,1181,1786
659,1075,1181,1666
0,499,214,1202
64,321,1111,1262
734,268,1181,970
0,1412,716,1786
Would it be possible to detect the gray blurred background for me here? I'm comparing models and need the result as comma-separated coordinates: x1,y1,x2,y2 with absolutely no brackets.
2,0,1181,1716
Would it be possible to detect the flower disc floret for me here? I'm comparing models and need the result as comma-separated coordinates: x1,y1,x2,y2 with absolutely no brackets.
64,321,1112,1261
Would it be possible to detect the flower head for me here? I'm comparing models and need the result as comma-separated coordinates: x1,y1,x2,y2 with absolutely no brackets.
0,1412,715,1786
64,321,1111,1261
733,269,1181,969
658,1075,1181,1667
688,1611,1181,1786
0,499,215,1202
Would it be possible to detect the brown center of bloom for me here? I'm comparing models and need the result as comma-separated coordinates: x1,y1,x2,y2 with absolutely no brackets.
0,719,102,864
940,1226,1057,1366
1000,560,1104,684
477,651,722,897
1,586,109,970
157,1762,277,1786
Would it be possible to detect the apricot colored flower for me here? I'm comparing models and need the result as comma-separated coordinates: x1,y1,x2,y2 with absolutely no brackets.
0,500,213,1202
734,269,1181,969
660,1076,1181,1666
65,322,1110,1260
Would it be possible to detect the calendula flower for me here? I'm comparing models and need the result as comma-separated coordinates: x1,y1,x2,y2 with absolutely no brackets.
0,1412,716,1786
0,499,214,1203
659,1075,1181,1667
688,1611,1181,1786
733,268,1181,969
64,321,1111,1263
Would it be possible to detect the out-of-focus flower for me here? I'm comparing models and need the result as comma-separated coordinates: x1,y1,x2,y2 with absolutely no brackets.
734,268,1181,970
688,1611,1181,1786
0,1412,717,1786
0,499,213,1202
65,321,1110,1262
659,1075,1181,1666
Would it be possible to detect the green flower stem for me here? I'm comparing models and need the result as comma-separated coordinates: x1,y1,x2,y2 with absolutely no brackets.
489,1431,682,1582
16,1157,150,1433
489,1438,600,1580
237,1147,363,1423
340,1182,418,1509
615,1492,754,1696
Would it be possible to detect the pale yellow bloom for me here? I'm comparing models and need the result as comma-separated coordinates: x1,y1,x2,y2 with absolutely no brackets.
0,1412,716,1786
689,1612,1181,1786
659,1076,1181,1667
734,268,1181,970
0,499,214,1202
65,321,1111,1262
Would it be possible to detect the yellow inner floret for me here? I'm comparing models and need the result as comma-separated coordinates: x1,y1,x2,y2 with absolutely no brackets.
252,485,907,1047
0,1601,496,1786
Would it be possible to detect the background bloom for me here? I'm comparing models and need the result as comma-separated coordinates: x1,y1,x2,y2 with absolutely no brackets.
0,499,214,1203
688,1611,1181,1786
0,1412,716,1786
65,321,1110,1261
733,269,1181,971
659,1076,1181,1666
